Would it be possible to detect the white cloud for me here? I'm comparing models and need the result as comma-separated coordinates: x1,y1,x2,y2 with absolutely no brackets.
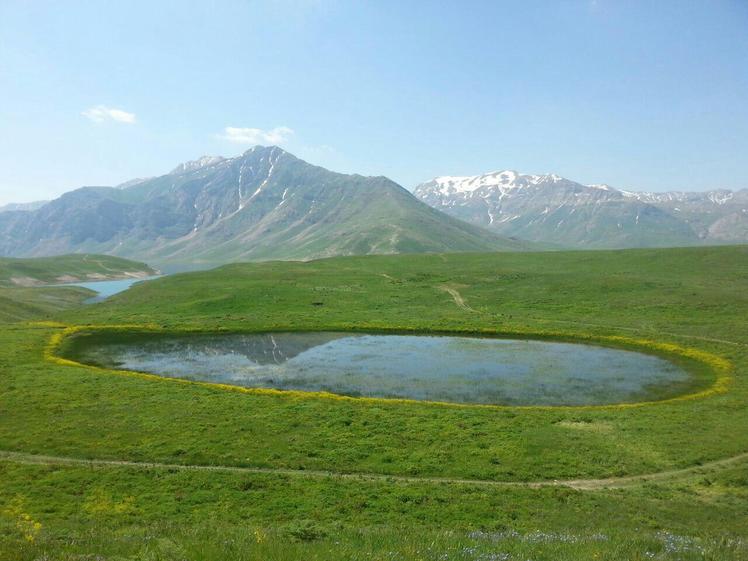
82,105,136,124
221,126,294,145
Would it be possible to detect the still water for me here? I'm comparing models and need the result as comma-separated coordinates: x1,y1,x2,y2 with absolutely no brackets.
66,276,160,301
71,332,692,406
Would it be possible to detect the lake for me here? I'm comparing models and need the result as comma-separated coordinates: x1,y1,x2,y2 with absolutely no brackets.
65,276,161,302
69,331,694,406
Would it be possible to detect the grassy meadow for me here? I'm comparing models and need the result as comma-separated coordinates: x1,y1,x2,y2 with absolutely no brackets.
1,246,747,560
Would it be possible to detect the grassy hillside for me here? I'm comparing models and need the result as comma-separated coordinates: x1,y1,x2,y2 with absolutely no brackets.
0,286,92,323
0,254,155,287
1,246,747,559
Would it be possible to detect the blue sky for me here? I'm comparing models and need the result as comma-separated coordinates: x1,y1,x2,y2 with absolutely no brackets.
1,0,747,205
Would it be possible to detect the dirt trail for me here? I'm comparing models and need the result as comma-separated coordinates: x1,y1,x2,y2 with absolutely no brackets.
438,285,479,314
438,285,747,348
2,449,747,491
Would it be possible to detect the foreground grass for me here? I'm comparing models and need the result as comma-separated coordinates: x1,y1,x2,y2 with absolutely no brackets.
3,523,747,561
2,457,748,559
1,246,747,559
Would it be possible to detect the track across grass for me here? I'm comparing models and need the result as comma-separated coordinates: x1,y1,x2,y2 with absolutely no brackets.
3,445,748,491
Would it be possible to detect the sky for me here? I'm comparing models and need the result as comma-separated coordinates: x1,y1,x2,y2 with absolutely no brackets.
0,0,747,205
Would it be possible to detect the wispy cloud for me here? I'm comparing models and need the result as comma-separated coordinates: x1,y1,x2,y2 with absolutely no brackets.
82,105,136,124
220,126,294,145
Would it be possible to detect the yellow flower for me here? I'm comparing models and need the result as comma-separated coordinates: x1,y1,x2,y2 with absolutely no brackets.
254,528,267,543
2,496,42,544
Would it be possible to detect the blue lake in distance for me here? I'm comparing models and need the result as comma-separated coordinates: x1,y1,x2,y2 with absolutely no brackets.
66,276,161,302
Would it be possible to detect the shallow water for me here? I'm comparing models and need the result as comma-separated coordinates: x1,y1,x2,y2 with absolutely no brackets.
72,332,693,405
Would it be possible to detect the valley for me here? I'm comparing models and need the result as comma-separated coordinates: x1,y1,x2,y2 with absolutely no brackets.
3,3,746,558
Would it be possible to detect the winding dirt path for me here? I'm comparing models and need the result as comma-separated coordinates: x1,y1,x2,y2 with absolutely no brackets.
438,285,747,348
2,449,747,491
438,285,479,313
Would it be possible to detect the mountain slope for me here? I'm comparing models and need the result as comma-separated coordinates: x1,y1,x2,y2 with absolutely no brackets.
623,189,748,243
0,147,527,263
414,171,748,248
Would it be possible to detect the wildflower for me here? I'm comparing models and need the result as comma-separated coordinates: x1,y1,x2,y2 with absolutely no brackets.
2,496,42,544
254,528,267,544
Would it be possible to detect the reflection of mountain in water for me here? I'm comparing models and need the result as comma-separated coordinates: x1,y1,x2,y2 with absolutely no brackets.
185,332,352,365
73,332,695,406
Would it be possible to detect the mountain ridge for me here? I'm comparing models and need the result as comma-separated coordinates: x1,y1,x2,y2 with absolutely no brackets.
0,147,527,264
414,170,748,248
0,200,49,213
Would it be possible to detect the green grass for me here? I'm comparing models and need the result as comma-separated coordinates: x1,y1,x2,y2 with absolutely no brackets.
0,286,93,322
1,246,747,559
0,253,155,287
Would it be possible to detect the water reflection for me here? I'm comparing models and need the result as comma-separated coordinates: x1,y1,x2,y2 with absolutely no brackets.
74,332,692,406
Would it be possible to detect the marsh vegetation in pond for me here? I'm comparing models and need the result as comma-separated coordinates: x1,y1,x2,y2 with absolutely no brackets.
65,332,698,406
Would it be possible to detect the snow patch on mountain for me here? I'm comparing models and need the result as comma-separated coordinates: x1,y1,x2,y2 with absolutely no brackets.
170,155,227,175
619,189,737,205
422,171,569,201
116,177,154,189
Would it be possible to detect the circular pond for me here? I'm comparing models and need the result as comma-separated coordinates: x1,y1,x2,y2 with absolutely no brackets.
66,331,697,406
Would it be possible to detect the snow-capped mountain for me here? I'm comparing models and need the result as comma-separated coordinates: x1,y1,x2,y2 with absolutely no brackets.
620,188,738,205
414,171,748,248
0,147,526,264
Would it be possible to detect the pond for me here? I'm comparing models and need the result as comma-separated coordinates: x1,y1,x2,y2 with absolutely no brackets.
67,332,696,406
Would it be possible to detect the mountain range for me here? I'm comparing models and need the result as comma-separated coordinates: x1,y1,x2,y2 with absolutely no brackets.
414,171,748,248
0,200,49,213
0,147,526,264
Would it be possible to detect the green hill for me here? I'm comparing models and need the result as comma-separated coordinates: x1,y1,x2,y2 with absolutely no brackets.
0,253,156,322
0,254,155,287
